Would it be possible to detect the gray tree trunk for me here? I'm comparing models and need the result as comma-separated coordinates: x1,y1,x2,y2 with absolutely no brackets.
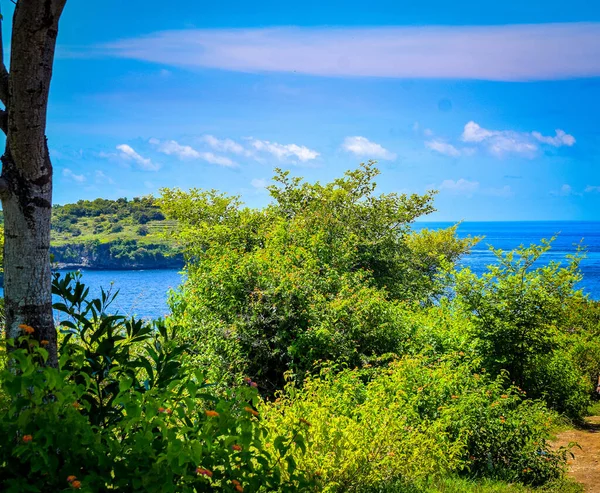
0,0,68,368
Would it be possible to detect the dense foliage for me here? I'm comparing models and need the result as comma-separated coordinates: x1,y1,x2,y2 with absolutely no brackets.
2,164,599,492
262,357,569,491
161,163,476,391
52,196,166,236
0,274,311,492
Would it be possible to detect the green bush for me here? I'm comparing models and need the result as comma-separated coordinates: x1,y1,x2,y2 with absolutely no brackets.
162,163,475,392
452,240,593,419
260,355,570,492
0,273,313,492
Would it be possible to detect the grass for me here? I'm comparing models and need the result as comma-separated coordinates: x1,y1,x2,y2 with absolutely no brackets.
51,219,177,246
356,477,583,493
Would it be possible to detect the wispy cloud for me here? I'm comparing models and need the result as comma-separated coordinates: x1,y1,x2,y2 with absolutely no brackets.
62,168,86,183
116,144,160,171
425,139,462,158
342,136,396,160
250,139,319,162
95,170,114,185
551,184,580,196
531,130,576,147
201,135,245,154
585,185,600,193
458,121,575,158
101,23,600,82
150,138,236,167
438,178,480,195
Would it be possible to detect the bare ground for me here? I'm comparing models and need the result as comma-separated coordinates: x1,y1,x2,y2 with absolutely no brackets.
553,416,600,493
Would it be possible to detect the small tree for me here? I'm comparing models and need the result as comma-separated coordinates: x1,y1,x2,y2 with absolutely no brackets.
0,0,68,367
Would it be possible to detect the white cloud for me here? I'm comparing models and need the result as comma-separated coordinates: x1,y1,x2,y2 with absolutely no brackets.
201,135,245,154
460,121,573,158
199,152,237,167
95,170,114,185
532,129,576,147
585,185,600,193
251,139,319,162
62,168,86,183
461,121,496,143
116,144,160,171
251,178,268,189
155,140,202,159
425,139,461,157
342,136,396,160
103,23,600,82
150,139,236,167
438,178,480,195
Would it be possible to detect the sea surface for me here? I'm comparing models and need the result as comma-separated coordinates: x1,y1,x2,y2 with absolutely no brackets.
4,222,600,320
416,221,600,299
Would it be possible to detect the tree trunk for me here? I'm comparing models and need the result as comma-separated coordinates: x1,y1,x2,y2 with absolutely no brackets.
1,0,67,368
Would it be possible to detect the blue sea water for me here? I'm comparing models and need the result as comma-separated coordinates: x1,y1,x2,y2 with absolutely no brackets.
5,222,600,320
53,269,183,321
416,221,600,299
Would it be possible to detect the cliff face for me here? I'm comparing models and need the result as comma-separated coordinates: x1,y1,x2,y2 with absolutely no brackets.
50,239,184,270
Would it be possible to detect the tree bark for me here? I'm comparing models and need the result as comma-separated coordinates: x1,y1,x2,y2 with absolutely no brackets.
1,0,67,368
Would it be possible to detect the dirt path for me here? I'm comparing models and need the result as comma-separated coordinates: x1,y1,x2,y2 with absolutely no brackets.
553,416,600,492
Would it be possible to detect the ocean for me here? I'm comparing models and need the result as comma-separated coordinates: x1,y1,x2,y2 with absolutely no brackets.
4,222,599,320
417,221,600,298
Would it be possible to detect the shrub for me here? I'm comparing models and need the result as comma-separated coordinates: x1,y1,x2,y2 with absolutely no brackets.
162,163,475,392
261,355,570,492
0,273,313,492
453,240,593,419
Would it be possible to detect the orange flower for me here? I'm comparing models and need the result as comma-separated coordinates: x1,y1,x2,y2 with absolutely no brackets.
40,340,49,346
72,402,82,410
232,479,241,486
196,467,213,477
158,407,166,413
205,410,219,418
71,480,82,489
165,408,172,415
451,395,459,399
501,394,508,399
244,406,259,417
22,434,33,443
232,444,242,451
19,324,35,335
235,485,243,492
67,476,77,483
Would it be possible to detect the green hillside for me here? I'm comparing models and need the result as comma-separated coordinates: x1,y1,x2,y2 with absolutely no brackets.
0,196,181,269
51,196,173,244
47,196,182,269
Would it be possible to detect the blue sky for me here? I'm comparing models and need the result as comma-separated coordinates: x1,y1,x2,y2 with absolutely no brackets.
5,0,600,220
